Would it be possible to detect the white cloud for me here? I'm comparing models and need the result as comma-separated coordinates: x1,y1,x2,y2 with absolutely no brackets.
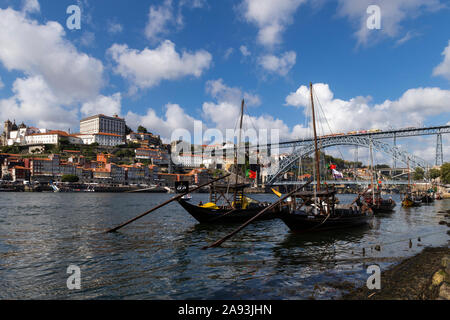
126,103,198,141
433,40,450,80
0,7,107,130
337,0,443,47
240,45,251,57
145,0,182,43
0,76,3,89
0,8,104,104
242,0,306,46
22,0,40,14
259,51,296,76
108,40,212,90
0,76,78,130
81,93,122,117
224,47,234,60
285,82,450,134
79,31,96,47
107,22,123,34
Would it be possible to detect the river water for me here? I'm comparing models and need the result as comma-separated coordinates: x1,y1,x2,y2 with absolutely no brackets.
0,192,448,300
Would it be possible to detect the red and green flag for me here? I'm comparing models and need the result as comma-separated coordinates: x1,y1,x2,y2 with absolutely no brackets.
246,169,257,179
328,164,337,170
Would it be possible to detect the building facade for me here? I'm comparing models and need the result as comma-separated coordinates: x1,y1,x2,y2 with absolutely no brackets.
80,114,126,137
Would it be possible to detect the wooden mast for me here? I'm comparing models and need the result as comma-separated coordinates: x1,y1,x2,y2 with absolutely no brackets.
310,83,321,192
233,99,245,207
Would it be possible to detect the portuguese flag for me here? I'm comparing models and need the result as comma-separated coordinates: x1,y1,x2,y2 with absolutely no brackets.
246,169,257,179
328,164,337,170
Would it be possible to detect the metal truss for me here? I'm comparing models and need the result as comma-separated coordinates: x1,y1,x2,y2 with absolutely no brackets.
266,135,431,185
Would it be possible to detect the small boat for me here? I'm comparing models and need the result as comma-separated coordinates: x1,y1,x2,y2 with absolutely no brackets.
178,183,279,223
177,99,283,224
277,83,373,233
181,193,192,201
419,193,434,204
401,194,421,207
279,189,373,233
364,192,396,213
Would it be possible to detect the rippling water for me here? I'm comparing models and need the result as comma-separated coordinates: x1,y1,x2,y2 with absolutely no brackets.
0,192,448,300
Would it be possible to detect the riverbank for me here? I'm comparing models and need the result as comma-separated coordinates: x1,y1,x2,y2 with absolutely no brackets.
343,246,450,300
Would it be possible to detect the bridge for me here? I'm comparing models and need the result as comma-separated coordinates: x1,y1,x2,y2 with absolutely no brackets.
262,125,449,185
272,180,425,186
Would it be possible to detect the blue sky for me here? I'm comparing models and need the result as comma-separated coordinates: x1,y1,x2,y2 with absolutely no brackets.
0,0,449,162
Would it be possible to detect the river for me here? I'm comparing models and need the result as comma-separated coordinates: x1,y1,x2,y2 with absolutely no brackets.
0,192,448,299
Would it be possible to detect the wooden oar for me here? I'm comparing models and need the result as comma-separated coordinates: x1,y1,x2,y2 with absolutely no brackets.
105,174,230,233
202,179,312,249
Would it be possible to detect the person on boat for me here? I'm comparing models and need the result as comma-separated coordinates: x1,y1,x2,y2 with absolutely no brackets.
199,201,203,206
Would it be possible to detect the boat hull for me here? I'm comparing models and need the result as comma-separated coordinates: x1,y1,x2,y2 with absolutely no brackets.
279,209,372,233
177,199,279,223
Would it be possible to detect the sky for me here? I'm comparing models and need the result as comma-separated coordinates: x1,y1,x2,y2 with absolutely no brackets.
0,0,449,164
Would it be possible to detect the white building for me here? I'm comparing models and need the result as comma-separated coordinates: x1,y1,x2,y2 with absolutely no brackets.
75,133,124,147
80,114,126,137
25,131,82,146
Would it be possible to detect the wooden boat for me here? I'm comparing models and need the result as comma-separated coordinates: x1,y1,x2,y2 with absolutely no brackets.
401,194,421,207
419,193,434,204
364,192,396,213
279,188,373,233
176,100,282,224
278,83,373,233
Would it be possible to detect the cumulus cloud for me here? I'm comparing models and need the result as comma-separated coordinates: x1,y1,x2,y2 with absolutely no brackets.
81,93,122,117
285,82,450,134
224,47,234,60
0,76,78,130
108,40,212,90
22,0,40,14
0,7,104,104
145,0,183,43
242,0,306,46
259,51,296,76
126,103,198,142
433,40,450,80
0,7,106,130
337,0,443,47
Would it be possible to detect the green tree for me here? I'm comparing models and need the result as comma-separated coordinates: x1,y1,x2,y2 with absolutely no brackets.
61,174,79,183
428,168,441,180
137,125,148,133
441,163,450,184
413,167,424,180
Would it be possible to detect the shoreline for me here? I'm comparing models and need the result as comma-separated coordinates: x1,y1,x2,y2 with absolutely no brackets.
342,245,450,300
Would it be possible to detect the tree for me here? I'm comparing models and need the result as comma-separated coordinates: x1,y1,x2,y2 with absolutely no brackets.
441,163,450,184
62,174,79,183
137,125,148,133
428,168,441,180
125,125,132,135
413,167,424,181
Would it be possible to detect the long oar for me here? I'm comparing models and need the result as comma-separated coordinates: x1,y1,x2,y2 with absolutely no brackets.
202,179,313,249
105,174,230,233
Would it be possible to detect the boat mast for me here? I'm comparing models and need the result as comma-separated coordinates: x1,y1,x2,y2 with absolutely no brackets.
310,82,321,192
233,99,245,206
369,138,375,204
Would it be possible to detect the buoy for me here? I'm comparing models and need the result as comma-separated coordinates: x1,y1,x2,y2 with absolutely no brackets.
363,248,366,256
375,245,381,251
409,239,412,248
418,237,421,242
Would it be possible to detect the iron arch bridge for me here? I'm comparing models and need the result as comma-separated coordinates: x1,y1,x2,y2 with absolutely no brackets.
266,135,431,186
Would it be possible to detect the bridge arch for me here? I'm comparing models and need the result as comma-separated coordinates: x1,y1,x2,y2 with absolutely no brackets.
266,136,430,185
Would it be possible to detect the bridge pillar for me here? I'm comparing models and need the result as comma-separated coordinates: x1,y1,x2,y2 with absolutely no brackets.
436,133,443,166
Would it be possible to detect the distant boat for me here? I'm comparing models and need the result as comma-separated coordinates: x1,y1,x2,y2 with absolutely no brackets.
364,192,396,213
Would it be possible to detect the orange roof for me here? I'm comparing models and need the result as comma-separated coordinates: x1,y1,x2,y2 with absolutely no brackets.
96,132,122,137
63,150,81,153
14,166,30,170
